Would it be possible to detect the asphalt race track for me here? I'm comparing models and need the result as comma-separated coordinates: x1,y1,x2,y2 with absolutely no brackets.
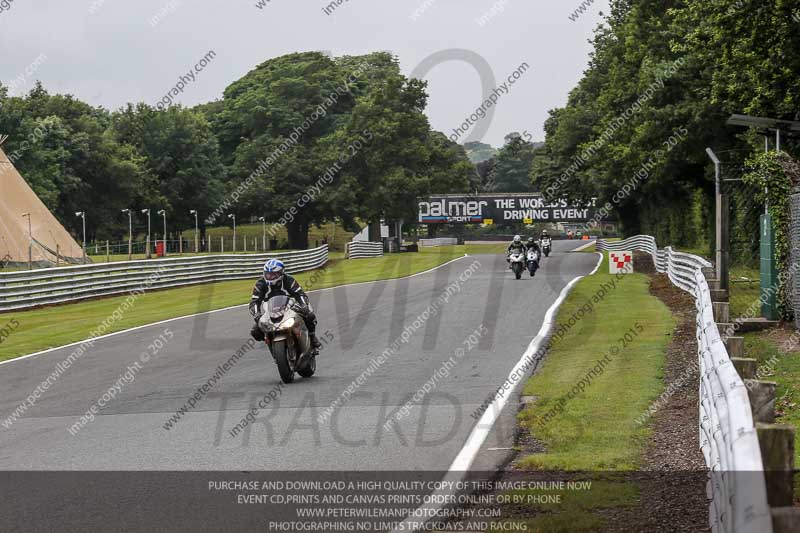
0,240,599,531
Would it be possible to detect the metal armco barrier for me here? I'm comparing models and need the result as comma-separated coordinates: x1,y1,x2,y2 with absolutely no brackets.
0,246,329,312
418,238,458,247
345,241,383,259
598,236,772,533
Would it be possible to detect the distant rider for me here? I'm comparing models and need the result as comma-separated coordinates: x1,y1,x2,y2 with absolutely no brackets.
249,259,322,352
507,235,525,263
540,230,552,247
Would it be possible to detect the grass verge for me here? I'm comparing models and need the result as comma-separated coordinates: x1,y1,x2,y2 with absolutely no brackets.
0,245,486,362
742,328,800,501
510,253,674,530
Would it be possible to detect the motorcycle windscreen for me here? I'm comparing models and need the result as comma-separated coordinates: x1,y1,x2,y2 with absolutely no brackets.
267,295,291,321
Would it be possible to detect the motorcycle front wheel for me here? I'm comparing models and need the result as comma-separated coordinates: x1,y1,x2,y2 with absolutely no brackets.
271,339,295,384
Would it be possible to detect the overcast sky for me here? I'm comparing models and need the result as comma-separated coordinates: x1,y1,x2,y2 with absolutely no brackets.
0,0,609,148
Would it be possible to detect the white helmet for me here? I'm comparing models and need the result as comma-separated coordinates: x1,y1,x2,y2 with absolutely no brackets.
513,235,521,243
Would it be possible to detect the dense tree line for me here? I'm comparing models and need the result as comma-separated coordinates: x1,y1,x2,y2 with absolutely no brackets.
531,0,800,244
0,52,475,248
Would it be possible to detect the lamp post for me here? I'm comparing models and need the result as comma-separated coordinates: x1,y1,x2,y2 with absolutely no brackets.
142,209,151,259
258,217,266,251
189,209,199,254
22,212,31,270
705,148,728,291
228,213,236,253
75,211,87,264
158,209,167,256
122,209,133,260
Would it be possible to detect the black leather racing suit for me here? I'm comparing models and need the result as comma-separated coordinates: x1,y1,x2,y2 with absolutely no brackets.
526,241,541,254
249,274,317,343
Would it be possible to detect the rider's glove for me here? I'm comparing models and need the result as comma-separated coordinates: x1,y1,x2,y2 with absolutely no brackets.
248,301,260,318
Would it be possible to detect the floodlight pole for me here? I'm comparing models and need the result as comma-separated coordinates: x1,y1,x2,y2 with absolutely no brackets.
142,209,151,259
22,213,31,270
158,210,167,256
228,214,236,253
76,211,87,264
190,210,199,253
122,209,132,260
706,148,728,291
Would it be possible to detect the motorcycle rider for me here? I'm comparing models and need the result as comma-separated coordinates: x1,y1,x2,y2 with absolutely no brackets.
506,235,526,263
249,259,322,353
526,237,541,254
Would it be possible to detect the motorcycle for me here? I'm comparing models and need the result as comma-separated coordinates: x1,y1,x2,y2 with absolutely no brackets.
541,238,552,258
256,295,316,384
508,251,525,280
526,249,540,277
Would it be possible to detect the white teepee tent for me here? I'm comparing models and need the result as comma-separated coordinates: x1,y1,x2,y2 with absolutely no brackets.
0,144,83,266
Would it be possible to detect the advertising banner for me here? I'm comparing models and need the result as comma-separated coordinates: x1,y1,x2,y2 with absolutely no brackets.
418,194,601,224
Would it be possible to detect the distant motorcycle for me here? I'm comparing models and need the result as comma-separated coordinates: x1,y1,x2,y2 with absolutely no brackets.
256,295,316,384
541,237,552,258
526,249,540,277
508,251,525,280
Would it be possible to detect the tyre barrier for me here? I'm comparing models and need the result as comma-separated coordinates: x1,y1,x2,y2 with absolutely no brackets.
598,236,773,533
0,246,329,312
345,241,384,259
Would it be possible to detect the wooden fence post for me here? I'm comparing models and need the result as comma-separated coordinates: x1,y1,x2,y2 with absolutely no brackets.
745,379,777,424
756,423,795,507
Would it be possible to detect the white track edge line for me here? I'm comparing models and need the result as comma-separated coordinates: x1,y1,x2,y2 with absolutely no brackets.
571,239,598,252
0,254,471,367
392,252,603,532
448,251,603,471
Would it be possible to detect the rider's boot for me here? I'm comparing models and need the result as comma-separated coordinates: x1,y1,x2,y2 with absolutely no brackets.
309,333,322,354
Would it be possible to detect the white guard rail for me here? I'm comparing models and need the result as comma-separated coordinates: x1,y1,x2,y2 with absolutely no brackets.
0,246,329,312
345,241,383,259
418,237,458,247
597,236,772,533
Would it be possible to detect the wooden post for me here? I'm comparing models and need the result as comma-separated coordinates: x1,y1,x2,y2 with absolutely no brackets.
724,336,745,357
179,235,183,255
772,508,800,533
56,244,60,267
710,289,729,302
716,322,735,339
712,301,730,323
745,379,777,423
106,240,110,262
731,358,758,379
756,423,795,507
244,235,247,252
221,235,224,254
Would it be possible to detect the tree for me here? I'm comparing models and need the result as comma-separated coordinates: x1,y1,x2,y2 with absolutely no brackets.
0,83,152,241
335,54,472,238
491,135,536,193
212,52,358,249
110,104,225,237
